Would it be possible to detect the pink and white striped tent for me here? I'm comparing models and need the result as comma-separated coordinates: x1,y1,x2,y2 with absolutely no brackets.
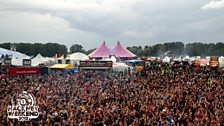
88,41,111,58
111,41,136,58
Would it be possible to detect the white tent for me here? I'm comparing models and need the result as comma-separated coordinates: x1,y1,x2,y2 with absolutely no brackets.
103,56,117,63
0,47,23,58
0,57,5,64
43,57,56,66
31,54,48,66
185,56,190,59
162,56,171,63
20,54,30,60
45,57,55,61
219,56,224,68
206,56,210,61
57,56,64,60
190,57,196,62
66,52,89,60
182,56,190,62
173,57,181,62
113,62,129,72
64,52,89,65
11,54,30,66
11,56,21,66
196,56,201,59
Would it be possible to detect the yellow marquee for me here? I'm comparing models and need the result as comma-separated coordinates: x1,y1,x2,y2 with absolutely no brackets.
50,64,75,69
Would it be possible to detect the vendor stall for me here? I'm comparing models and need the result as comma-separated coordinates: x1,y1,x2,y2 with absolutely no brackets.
79,61,112,71
113,62,129,72
50,64,77,73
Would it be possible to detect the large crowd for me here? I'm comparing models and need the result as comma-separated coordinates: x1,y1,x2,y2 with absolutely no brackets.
0,64,224,126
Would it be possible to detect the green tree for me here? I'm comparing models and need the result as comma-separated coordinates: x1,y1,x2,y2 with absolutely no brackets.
186,43,206,56
70,44,85,53
14,42,67,57
85,48,96,55
127,45,144,57
0,43,11,50
1,42,224,57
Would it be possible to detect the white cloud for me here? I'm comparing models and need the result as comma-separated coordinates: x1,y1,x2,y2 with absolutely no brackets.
0,0,223,49
0,0,137,14
202,0,224,10
0,10,103,49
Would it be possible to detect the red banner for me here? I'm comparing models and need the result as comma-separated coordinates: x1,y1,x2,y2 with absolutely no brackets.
8,67,41,75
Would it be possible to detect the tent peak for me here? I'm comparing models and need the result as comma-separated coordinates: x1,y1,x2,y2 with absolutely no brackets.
111,42,136,58
88,41,111,57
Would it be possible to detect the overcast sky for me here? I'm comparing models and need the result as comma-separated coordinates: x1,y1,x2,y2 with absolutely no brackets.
0,0,223,49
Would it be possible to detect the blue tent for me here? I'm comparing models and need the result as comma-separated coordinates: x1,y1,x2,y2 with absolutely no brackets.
64,68,78,73
126,59,143,63
0,47,23,58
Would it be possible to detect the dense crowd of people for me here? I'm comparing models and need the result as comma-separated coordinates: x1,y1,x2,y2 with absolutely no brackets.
0,64,224,126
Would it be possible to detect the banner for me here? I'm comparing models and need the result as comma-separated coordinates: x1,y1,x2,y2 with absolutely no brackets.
23,59,31,67
79,61,112,67
8,67,41,75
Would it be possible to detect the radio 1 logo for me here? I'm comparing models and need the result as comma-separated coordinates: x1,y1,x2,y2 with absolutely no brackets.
7,91,39,121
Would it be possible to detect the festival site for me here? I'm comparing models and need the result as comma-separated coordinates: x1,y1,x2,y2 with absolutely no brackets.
0,41,223,126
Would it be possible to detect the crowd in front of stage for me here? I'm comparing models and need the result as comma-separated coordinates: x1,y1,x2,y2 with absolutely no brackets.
0,64,223,126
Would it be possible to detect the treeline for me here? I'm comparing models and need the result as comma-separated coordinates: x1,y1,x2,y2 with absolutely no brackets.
0,43,94,57
69,44,95,55
0,42,224,57
127,42,185,57
186,43,224,57
0,43,67,57
127,42,224,57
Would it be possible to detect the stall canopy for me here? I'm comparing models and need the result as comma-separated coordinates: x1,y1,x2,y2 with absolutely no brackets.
126,59,143,63
126,59,145,68
50,64,76,73
113,62,129,71
111,41,136,58
88,41,111,58
50,64,75,69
